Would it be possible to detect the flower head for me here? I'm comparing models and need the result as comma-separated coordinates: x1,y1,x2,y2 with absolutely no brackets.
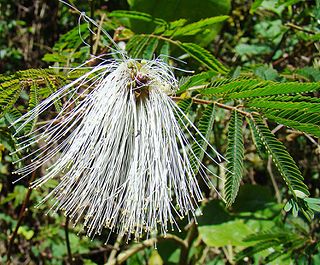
12,52,223,241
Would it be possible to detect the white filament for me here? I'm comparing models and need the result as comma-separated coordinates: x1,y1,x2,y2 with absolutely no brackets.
12,58,223,240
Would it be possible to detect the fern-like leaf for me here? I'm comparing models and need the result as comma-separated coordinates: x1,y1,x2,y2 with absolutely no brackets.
172,16,229,37
229,82,320,99
247,99,320,113
251,114,310,198
201,78,269,95
201,80,320,99
177,71,217,94
178,42,228,74
225,111,244,206
247,117,266,157
108,10,167,25
142,37,159,60
262,110,320,138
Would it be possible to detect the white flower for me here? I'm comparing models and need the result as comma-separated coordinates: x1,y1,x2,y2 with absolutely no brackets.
12,57,223,241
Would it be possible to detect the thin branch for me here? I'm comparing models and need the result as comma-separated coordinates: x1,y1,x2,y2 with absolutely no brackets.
107,233,123,263
171,96,253,117
89,0,94,54
179,222,198,265
285,22,315,35
267,156,282,203
105,234,186,265
6,171,37,264
92,13,106,56
65,215,73,265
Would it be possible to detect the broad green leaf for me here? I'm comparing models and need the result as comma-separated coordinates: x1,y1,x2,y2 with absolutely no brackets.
225,111,244,206
199,220,253,247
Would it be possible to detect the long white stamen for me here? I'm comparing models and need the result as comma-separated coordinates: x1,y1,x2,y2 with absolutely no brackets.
12,58,224,240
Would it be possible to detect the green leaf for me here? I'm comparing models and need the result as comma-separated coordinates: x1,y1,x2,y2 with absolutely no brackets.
128,0,230,43
229,82,320,99
245,98,320,137
0,81,22,117
24,82,40,133
126,35,151,58
172,16,229,37
178,42,228,74
177,98,193,115
109,10,167,25
262,110,320,138
251,114,310,198
177,71,217,94
155,19,188,36
247,117,266,157
18,226,34,240
201,78,268,95
236,240,281,261
246,99,320,113
225,111,244,206
199,220,253,247
201,80,320,98
159,41,170,63
142,37,159,60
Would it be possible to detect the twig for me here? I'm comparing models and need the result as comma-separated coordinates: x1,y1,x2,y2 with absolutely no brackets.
92,13,106,55
105,234,186,265
89,0,94,54
107,233,123,263
65,215,73,265
171,96,253,117
267,156,282,203
285,23,315,35
179,222,198,265
6,171,37,264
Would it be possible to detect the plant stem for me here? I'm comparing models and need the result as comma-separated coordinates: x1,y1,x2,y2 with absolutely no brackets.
267,156,282,203
179,222,198,265
65,215,73,265
105,234,186,265
107,233,122,263
6,171,37,264
285,22,315,35
171,96,253,117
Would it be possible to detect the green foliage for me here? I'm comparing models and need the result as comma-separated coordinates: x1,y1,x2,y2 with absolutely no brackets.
201,79,320,98
178,43,229,73
224,111,244,206
1,0,320,264
250,114,309,198
235,217,316,264
127,0,231,45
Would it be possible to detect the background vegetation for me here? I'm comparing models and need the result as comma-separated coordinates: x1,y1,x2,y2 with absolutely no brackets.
0,0,319,264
